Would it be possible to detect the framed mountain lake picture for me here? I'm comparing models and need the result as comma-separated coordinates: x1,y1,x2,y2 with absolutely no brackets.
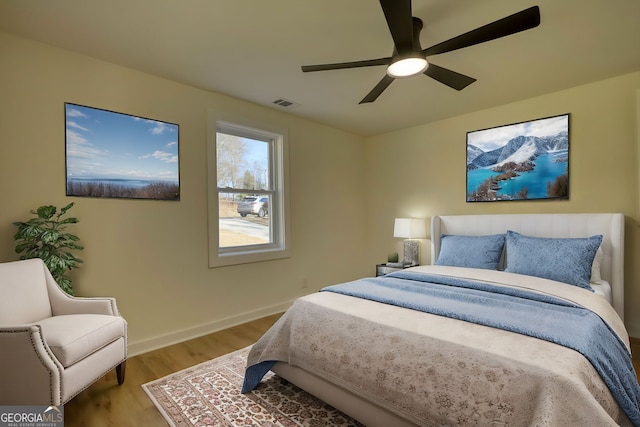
466,113,569,202
65,103,180,200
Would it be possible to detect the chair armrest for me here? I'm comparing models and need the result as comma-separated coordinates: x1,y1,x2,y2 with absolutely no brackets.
44,267,122,316
0,325,63,404
50,294,121,316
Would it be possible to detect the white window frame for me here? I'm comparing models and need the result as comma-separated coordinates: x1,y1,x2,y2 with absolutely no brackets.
207,110,290,267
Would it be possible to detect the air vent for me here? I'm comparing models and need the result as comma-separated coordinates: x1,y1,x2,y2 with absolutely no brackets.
272,98,299,108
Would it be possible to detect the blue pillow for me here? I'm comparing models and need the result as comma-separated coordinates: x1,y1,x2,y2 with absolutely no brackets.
504,230,602,290
435,234,505,270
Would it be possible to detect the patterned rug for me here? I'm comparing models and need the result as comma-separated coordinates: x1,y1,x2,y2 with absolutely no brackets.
142,346,363,426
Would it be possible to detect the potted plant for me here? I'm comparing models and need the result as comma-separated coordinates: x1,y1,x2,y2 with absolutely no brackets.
13,203,84,295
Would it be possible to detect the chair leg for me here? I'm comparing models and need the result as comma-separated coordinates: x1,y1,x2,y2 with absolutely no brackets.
116,360,126,385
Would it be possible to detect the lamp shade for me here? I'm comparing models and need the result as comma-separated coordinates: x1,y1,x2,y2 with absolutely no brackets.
393,218,427,239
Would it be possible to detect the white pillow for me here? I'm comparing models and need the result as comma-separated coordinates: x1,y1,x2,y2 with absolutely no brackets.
591,246,603,283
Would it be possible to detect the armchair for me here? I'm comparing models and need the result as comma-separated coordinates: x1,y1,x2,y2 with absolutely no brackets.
0,258,127,405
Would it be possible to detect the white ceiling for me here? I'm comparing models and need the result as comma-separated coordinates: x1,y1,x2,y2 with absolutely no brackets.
1,0,639,136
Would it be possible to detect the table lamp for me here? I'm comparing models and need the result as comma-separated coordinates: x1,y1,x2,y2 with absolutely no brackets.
394,218,427,266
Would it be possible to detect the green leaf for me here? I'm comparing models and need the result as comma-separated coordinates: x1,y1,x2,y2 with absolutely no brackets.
59,202,74,217
15,242,38,254
36,205,57,219
56,275,74,296
59,217,79,225
18,225,43,239
41,229,61,244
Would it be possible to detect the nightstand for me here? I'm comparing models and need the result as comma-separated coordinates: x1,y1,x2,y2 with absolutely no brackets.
376,263,414,276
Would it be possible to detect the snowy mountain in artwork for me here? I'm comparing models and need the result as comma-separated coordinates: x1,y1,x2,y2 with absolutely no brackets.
467,131,568,171
466,144,485,165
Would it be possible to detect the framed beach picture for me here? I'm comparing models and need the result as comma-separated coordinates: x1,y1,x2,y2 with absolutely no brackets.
65,103,180,200
466,113,569,202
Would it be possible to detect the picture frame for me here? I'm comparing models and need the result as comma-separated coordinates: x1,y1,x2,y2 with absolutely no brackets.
65,103,180,200
466,113,569,202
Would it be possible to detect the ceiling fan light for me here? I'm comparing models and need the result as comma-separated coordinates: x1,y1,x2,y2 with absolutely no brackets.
387,57,429,78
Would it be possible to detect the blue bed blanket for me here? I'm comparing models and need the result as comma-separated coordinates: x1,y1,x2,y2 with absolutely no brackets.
318,271,640,426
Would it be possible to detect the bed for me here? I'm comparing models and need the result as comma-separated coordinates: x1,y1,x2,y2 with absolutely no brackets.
243,213,639,426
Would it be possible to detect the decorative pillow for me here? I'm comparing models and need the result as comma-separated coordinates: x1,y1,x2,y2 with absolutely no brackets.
435,234,505,270
504,230,603,290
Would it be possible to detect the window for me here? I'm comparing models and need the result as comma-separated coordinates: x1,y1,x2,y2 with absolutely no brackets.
207,112,290,267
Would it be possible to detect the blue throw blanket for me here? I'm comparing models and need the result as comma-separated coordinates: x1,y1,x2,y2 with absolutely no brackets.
243,271,640,425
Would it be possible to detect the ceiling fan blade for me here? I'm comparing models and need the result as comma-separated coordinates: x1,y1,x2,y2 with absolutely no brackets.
423,6,540,57
302,57,391,72
424,63,476,90
380,0,414,51
359,75,395,104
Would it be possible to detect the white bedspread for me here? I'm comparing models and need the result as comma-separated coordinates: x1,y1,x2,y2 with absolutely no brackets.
247,266,633,426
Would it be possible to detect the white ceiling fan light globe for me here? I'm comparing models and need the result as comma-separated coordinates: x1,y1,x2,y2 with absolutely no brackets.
386,57,429,78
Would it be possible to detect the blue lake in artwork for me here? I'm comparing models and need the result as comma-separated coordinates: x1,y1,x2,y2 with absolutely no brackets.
467,151,568,199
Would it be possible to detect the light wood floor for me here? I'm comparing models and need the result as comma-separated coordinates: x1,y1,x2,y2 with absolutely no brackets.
63,318,640,427
63,313,282,427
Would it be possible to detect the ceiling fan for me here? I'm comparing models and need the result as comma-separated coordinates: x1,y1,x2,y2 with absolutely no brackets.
301,1,541,104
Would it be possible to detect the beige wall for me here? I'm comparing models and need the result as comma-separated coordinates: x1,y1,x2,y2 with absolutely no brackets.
0,32,369,354
364,71,640,336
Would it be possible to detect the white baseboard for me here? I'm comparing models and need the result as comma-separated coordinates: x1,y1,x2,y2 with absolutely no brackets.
127,300,294,357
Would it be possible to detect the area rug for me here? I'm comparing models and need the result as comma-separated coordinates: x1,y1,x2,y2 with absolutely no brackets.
142,346,363,426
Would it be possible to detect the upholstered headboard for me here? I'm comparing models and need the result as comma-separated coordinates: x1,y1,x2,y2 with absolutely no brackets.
431,213,625,320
